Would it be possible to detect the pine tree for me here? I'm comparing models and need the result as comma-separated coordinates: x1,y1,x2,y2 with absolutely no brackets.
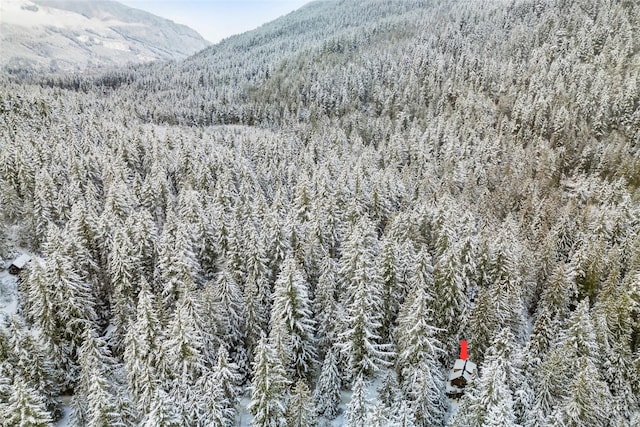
2,378,53,427
395,250,442,377
338,217,393,378
6,317,60,413
208,268,247,375
313,348,342,419
286,380,316,427
345,376,369,427
124,277,165,413
207,347,241,426
164,285,208,385
243,231,272,360
269,254,317,380
249,335,290,427
141,388,181,427
551,357,612,427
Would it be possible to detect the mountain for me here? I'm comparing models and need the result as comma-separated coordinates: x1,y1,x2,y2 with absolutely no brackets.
0,0,210,73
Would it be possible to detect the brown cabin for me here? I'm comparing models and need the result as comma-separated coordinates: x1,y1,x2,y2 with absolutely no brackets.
9,254,31,275
446,340,477,399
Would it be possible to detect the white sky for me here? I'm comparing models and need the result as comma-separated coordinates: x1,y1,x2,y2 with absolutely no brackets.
120,0,311,43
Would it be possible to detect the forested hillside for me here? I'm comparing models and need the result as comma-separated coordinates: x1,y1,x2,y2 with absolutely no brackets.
1,0,640,425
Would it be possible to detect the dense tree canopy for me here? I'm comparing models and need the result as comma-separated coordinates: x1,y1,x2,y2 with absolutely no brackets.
1,0,640,424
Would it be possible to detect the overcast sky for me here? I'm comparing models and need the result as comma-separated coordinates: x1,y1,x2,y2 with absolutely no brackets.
120,0,310,43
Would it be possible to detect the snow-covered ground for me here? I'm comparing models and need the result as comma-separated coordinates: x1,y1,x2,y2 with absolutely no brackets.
0,261,20,323
55,403,72,427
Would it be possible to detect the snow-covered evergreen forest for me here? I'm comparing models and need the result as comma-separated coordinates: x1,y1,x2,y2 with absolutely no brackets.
1,0,640,425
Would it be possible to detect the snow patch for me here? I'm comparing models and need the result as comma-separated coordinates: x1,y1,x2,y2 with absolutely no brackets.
0,268,19,323
55,404,72,427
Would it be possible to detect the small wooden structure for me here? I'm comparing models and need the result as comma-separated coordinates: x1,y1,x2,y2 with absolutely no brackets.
9,254,31,275
446,340,477,399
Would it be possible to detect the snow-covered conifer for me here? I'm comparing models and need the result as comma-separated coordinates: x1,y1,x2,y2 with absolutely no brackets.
2,378,53,427
249,335,290,427
286,380,315,427
164,285,208,385
338,217,393,378
125,277,165,413
345,376,369,427
208,268,248,375
141,388,181,427
269,254,317,379
313,348,342,419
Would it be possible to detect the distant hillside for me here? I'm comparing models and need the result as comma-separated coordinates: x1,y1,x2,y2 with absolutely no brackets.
0,0,210,73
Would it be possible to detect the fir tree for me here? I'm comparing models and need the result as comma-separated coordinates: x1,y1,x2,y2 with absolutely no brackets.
345,376,369,427
6,317,60,413
208,346,242,426
377,238,404,343
194,369,230,426
71,328,126,427
164,285,208,385
314,256,340,356
124,277,165,413
461,330,524,427
249,335,290,427
338,217,393,379
551,358,612,427
243,232,273,360
286,380,316,427
85,367,128,427
31,235,98,386
141,388,181,427
375,371,400,420
2,378,54,427
394,250,442,378
432,242,470,345
313,348,342,420
269,254,317,380
208,268,248,376
403,366,446,427
157,212,201,307
108,228,139,354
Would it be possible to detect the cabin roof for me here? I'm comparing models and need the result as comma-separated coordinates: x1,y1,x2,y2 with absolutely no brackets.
452,358,476,372
449,358,477,381
11,254,31,269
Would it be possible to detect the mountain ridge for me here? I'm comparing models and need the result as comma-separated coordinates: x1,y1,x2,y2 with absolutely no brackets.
0,0,211,73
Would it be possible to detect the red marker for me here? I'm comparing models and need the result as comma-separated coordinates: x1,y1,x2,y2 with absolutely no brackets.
459,340,468,360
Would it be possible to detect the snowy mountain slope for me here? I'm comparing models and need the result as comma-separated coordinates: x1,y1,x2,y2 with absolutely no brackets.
0,0,210,72
98,0,435,125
